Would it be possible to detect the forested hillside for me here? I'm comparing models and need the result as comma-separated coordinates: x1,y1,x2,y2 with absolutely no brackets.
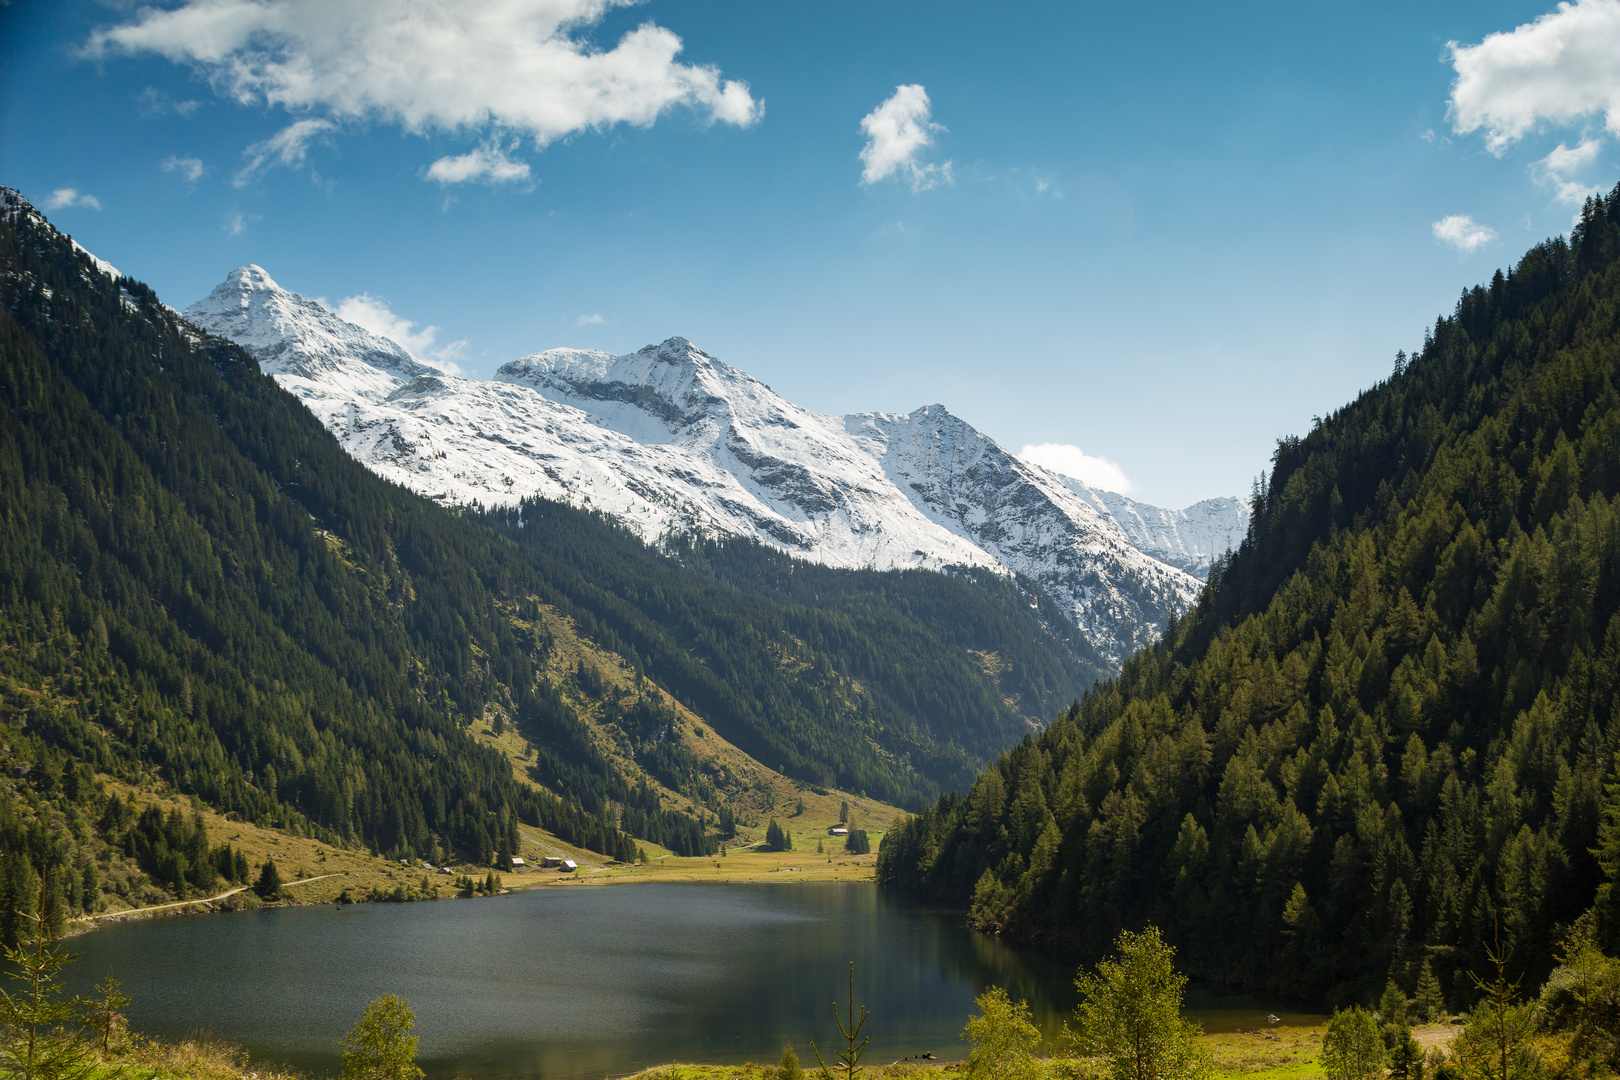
0,186,1096,922
474,514,1103,796
879,184,1620,1010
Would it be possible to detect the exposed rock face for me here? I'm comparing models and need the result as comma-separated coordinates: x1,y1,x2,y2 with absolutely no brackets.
185,268,1246,667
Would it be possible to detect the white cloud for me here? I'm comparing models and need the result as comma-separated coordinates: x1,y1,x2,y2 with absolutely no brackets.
162,155,207,182
138,87,202,116
224,211,250,235
1534,137,1606,205
1433,214,1498,252
1447,0,1620,153
426,142,531,185
859,84,952,192
90,0,762,181
234,118,335,186
1018,443,1134,495
577,312,605,326
333,292,467,375
45,188,101,211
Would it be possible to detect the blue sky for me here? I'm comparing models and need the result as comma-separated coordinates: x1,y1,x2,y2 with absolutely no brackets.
4,0,1618,507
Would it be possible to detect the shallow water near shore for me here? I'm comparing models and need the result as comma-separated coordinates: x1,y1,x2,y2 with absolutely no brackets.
64,882,1318,1080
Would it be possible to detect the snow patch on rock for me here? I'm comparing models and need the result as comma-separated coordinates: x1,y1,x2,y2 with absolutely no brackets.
184,267,1241,667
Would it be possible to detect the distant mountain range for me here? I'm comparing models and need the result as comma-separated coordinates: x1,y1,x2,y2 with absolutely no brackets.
186,266,1248,665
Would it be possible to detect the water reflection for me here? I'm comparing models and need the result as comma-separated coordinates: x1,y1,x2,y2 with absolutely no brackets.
64,882,1317,1080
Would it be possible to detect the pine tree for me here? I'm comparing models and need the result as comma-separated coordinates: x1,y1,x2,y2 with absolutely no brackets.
254,859,282,899
37,867,65,941
779,1044,803,1080
811,962,870,1080
1379,980,1409,1031
0,852,39,950
1414,960,1446,1022
83,976,133,1053
765,819,788,852
0,908,94,1080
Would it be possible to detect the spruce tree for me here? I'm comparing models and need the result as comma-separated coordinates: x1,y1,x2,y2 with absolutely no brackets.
1414,960,1446,1022
254,858,282,900
83,976,133,1053
779,1044,803,1080
0,908,94,1080
765,819,788,851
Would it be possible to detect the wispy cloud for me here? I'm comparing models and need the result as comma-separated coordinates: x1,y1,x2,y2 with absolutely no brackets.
859,84,952,192
1018,443,1134,495
426,141,531,186
1534,137,1606,206
45,188,101,211
576,313,605,326
333,293,467,376
1433,214,1498,253
90,0,762,186
137,87,202,117
224,211,252,236
234,118,335,186
162,155,207,183
1447,0,1620,153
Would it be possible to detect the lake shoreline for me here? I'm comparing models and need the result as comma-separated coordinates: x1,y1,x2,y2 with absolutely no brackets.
64,843,891,936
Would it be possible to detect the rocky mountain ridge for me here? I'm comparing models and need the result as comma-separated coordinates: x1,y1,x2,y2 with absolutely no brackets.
183,265,1248,667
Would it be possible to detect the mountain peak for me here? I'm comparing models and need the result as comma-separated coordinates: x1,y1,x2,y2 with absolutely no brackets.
222,264,282,293
187,266,1247,667
185,266,437,397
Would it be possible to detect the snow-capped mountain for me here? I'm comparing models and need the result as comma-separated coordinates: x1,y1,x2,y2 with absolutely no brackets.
1065,486,1248,578
183,266,1246,666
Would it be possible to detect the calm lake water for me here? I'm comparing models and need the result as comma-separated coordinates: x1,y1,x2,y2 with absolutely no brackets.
64,882,1319,1080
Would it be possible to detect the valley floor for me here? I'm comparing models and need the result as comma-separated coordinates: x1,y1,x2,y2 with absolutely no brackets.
73,777,886,932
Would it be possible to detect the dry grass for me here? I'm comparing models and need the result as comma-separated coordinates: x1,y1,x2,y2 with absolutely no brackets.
76,781,443,922
96,1035,302,1080
616,1021,1465,1080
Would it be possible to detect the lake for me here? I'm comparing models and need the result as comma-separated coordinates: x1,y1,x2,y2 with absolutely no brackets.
64,882,1319,1080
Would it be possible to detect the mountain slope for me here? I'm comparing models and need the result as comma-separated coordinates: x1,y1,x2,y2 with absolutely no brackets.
878,184,1620,1007
1064,485,1249,578
0,181,1094,915
184,273,1234,666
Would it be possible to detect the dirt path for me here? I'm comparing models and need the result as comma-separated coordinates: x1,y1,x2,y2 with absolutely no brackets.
76,873,345,922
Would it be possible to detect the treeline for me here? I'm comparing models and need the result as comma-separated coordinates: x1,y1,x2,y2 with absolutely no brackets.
1,185,1076,883
0,190,696,870
879,184,1620,1009
474,499,1099,802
